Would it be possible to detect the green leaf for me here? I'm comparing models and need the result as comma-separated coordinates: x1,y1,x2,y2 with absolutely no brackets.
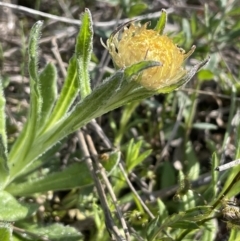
158,57,210,94
147,211,185,240
228,229,240,241
27,19,43,130
124,60,161,81
0,191,38,221
200,220,217,241
14,223,83,241
0,76,7,149
38,63,57,128
128,3,148,18
185,141,200,180
154,9,167,35
129,149,151,172
115,101,140,145
8,21,43,183
175,171,196,209
180,190,196,211
0,135,9,189
6,162,92,196
197,69,214,81
76,8,93,99
170,220,199,229
228,7,240,16
157,199,168,223
180,206,212,221
224,178,240,198
14,142,62,180
0,222,12,241
28,21,42,99
146,216,160,240
160,161,176,189
190,13,197,35
148,206,212,240
41,56,78,132
125,139,152,172
218,28,240,43
204,153,219,202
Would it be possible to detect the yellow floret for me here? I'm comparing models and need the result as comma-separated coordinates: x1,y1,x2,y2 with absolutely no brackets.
104,22,195,90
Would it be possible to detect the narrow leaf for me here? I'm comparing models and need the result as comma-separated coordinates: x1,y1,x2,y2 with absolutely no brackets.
0,75,9,190
158,57,210,93
76,8,93,98
125,139,152,172
0,76,7,148
15,223,82,241
9,21,43,181
157,199,169,224
6,162,92,196
38,63,57,127
0,191,38,221
41,56,78,132
204,152,219,201
115,101,139,145
154,9,167,34
0,135,9,189
160,161,176,188
185,141,200,180
180,190,196,211
132,149,152,170
181,206,212,221
170,220,199,229
28,20,43,99
124,60,161,80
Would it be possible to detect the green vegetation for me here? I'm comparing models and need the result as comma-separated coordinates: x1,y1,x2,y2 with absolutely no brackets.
0,0,240,240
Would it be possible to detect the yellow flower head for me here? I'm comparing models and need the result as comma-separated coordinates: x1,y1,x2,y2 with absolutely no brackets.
103,18,195,91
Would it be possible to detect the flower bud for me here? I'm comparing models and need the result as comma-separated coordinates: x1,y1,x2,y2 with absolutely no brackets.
102,11,206,92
